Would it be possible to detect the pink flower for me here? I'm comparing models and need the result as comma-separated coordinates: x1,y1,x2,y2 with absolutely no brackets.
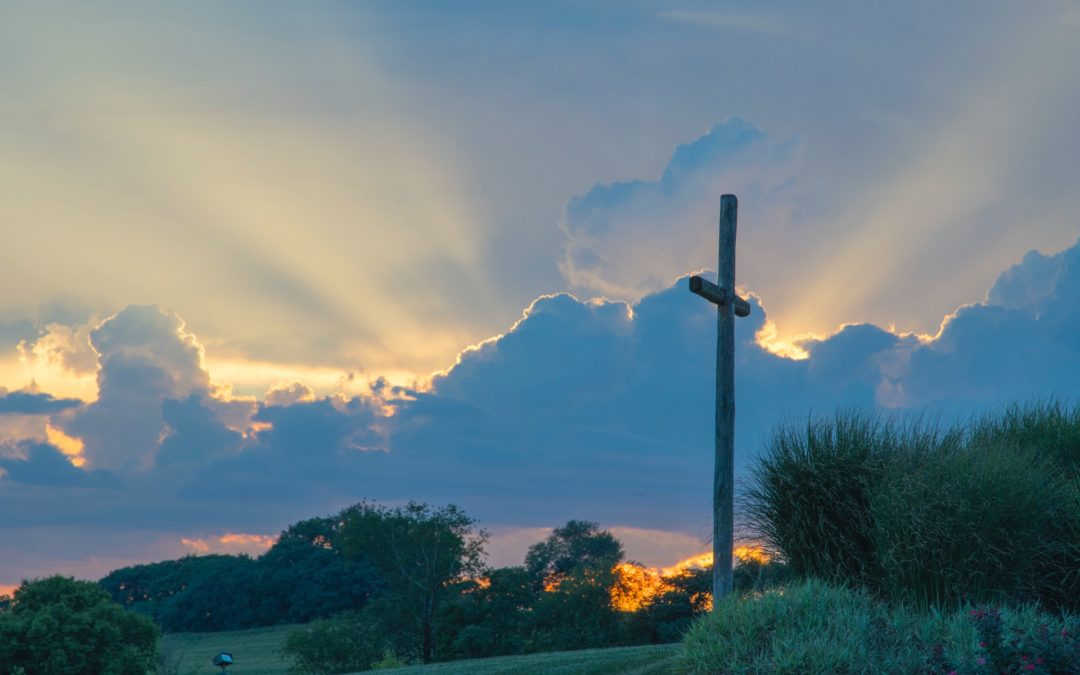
976,656,987,665
978,641,986,648
1024,665,1035,671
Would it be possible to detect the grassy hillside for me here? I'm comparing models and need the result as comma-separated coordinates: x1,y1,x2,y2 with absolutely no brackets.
161,624,297,674
162,624,680,675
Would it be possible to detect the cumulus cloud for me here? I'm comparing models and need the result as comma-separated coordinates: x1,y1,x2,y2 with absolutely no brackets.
64,305,211,471
265,381,316,407
897,239,1080,408
558,118,801,301
18,323,99,376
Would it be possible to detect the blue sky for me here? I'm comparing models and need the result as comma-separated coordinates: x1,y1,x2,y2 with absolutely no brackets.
1,1,1080,588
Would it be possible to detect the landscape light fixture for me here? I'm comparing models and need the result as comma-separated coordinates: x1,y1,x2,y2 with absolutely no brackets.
212,652,234,672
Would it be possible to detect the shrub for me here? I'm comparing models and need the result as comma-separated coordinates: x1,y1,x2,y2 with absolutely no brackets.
679,579,926,673
680,580,1079,674
282,611,395,674
920,605,1080,674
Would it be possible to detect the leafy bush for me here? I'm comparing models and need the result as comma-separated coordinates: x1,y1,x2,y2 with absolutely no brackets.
952,605,1080,674
0,576,159,675
680,579,926,673
680,580,1080,674
282,610,399,674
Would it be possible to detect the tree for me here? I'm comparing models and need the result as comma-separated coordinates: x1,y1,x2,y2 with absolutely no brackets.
523,521,626,651
340,502,488,663
0,576,158,675
439,566,535,660
100,554,259,632
255,516,382,625
98,514,381,631
524,520,624,590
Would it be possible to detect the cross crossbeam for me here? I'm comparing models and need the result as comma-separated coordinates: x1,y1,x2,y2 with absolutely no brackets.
688,276,751,317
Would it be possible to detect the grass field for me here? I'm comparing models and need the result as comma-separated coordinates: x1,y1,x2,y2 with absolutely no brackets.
374,644,679,674
162,625,680,674
161,624,297,674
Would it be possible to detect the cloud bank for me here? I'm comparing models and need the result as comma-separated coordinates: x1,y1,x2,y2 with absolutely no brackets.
3,234,1080,585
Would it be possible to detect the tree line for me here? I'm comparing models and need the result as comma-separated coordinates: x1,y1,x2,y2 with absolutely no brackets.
2,500,785,673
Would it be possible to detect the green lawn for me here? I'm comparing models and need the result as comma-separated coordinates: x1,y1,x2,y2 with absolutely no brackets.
162,625,680,674
161,624,297,674
373,644,680,674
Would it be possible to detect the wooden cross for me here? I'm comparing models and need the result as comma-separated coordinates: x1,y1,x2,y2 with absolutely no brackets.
688,193,751,607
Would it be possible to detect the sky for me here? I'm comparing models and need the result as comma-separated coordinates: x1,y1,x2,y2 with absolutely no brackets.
2,1,1080,591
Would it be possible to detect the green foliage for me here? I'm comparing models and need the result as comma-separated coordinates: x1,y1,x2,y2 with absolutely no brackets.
625,565,712,645
100,514,381,632
155,555,261,631
680,580,1080,674
968,400,1080,477
872,440,1078,609
523,520,623,591
339,502,488,664
732,558,794,595
745,403,1080,609
520,521,625,652
438,567,533,660
680,579,927,673
0,576,158,675
255,517,383,624
282,611,396,674
370,649,407,670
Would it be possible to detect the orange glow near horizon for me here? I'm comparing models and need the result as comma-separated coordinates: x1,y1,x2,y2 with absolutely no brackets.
609,545,771,612
611,562,670,612
180,533,277,555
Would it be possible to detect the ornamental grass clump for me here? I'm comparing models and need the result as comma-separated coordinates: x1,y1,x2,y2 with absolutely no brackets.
740,412,887,590
871,440,1078,610
744,402,1080,611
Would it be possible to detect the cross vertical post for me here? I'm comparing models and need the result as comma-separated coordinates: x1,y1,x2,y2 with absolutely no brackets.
688,193,750,608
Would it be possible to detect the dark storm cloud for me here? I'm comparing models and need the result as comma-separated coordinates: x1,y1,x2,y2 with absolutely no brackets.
157,394,244,467
0,442,117,488
0,391,82,415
